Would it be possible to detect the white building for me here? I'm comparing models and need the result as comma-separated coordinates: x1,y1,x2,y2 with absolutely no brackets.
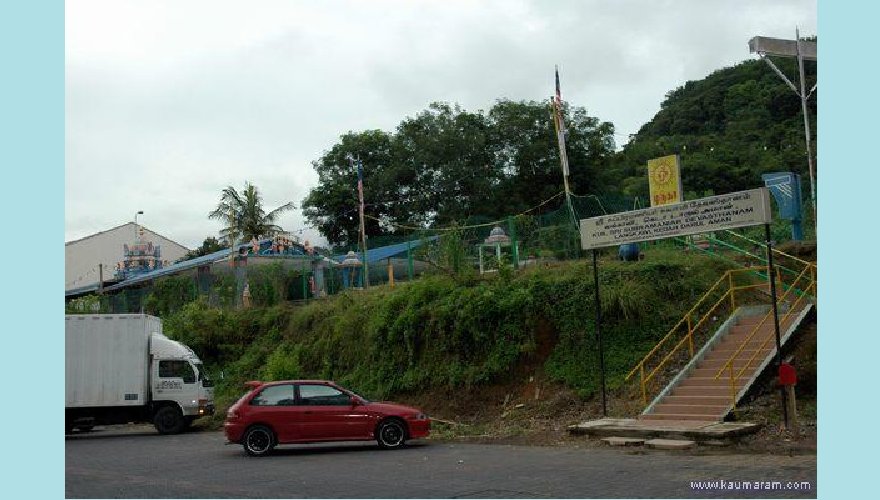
65,223,190,291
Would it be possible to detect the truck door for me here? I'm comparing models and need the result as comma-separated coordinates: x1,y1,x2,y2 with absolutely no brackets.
154,360,197,408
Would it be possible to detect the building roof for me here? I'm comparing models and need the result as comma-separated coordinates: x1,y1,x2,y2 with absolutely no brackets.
66,236,439,298
65,222,190,253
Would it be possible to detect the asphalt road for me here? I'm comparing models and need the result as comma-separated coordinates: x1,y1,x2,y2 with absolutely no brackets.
66,426,816,498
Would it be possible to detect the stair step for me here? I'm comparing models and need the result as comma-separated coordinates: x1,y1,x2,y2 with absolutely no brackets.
661,395,731,406
728,324,775,336
678,377,747,387
697,358,770,369
669,386,736,397
735,315,767,325
710,344,775,354
639,413,720,422
651,404,729,415
689,367,760,378
714,335,777,347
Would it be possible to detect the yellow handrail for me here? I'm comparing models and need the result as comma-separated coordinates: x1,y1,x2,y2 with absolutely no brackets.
624,267,767,405
713,264,813,380
711,261,817,412
733,271,814,380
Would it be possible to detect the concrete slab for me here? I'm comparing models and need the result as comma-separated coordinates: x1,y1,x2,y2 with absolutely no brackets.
569,418,761,442
600,436,645,447
645,439,695,450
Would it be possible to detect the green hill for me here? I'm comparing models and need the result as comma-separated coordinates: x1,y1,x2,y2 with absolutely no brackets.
612,56,816,200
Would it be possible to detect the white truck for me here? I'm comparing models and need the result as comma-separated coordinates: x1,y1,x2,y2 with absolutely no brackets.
65,314,215,434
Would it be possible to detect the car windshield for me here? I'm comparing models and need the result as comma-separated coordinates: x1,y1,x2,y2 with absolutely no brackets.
195,363,214,387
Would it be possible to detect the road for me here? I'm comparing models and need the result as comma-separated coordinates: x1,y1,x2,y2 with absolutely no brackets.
66,426,816,498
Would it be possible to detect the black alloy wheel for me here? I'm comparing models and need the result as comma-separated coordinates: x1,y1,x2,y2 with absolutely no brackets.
377,419,406,449
243,425,275,456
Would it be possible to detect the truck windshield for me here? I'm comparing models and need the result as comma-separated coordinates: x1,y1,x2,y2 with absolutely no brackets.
194,363,214,387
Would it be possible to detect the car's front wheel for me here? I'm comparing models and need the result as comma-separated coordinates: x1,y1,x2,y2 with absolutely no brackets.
376,419,407,449
243,425,275,456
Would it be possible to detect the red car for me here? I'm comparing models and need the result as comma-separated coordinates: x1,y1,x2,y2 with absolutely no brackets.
224,380,430,456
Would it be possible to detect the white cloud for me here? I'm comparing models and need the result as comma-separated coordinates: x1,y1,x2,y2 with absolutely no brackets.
66,0,816,248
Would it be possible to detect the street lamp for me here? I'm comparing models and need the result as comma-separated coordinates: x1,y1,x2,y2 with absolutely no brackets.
134,210,144,241
749,30,817,216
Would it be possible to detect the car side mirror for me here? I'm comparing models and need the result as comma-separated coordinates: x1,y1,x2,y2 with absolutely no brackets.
350,395,361,406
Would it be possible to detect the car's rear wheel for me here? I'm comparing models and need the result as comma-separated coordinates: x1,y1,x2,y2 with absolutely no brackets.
376,419,407,449
243,425,275,456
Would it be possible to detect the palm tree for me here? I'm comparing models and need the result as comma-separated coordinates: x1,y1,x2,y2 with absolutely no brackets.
208,182,295,244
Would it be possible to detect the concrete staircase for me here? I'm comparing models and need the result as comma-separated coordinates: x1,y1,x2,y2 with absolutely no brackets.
640,304,812,423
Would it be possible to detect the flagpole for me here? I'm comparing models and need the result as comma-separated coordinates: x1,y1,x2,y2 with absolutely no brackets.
553,65,578,230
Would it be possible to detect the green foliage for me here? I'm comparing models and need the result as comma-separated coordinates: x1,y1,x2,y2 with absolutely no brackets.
65,294,108,314
177,237,227,263
615,58,817,201
302,100,615,246
208,182,295,243
158,250,733,416
143,275,198,316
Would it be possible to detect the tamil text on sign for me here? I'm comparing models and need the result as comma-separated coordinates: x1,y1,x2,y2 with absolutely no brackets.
579,188,772,250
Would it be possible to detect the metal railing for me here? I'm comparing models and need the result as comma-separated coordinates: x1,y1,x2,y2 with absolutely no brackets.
624,267,768,406
713,260,817,412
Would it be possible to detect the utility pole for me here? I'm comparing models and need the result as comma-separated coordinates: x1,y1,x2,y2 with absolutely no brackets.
350,155,370,288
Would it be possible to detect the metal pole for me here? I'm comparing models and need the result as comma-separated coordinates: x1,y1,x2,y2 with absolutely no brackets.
407,240,414,280
98,263,104,295
796,28,816,217
592,249,607,417
134,210,143,242
765,224,789,427
507,216,519,269
356,157,370,288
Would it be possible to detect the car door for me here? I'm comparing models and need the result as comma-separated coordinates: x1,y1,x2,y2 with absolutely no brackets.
245,384,298,442
295,384,372,440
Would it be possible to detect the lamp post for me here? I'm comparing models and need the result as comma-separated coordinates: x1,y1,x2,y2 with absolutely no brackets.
748,31,817,217
134,210,143,241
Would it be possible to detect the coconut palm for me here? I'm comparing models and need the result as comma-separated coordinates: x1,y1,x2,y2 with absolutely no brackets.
208,182,295,244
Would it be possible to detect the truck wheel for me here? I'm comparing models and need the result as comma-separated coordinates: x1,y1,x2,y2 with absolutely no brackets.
154,406,185,434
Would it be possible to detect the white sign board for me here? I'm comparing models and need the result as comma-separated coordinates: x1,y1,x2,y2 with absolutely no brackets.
580,188,772,250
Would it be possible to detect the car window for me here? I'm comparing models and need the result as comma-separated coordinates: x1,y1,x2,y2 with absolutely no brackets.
250,384,296,406
297,384,350,406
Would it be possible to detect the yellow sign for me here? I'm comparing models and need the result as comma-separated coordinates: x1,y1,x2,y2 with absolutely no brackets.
647,155,683,206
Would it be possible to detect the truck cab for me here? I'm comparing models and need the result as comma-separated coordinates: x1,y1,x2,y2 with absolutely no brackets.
149,333,215,433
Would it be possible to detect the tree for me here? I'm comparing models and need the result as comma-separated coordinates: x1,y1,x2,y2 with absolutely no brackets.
301,130,396,246
176,236,228,263
208,182,295,243
302,100,615,246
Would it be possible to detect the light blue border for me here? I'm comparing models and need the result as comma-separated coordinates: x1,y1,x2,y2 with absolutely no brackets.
819,1,875,499
0,0,63,497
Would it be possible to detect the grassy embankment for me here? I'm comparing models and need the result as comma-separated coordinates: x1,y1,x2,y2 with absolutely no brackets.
160,249,736,426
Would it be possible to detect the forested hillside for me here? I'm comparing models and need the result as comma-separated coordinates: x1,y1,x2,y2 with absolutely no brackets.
613,57,816,198
303,57,816,246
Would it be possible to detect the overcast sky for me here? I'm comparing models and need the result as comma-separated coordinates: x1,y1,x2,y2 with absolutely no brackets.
65,0,817,249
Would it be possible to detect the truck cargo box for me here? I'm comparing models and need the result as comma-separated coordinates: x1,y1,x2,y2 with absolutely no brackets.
65,314,161,408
